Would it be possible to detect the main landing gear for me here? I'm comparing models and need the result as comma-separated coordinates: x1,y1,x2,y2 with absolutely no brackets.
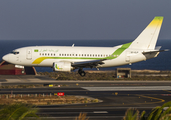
78,69,86,77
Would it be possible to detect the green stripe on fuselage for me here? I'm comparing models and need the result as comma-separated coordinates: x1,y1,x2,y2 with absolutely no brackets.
32,42,132,64
105,42,132,59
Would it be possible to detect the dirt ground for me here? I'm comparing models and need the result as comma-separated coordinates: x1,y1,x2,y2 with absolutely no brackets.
0,94,99,105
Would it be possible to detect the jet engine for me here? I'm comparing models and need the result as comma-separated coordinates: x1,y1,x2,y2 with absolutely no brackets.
53,62,73,72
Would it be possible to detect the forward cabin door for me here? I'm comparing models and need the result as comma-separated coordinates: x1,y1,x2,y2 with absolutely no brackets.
26,49,32,60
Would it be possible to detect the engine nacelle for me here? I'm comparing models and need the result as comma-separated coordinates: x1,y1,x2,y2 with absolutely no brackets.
53,62,72,72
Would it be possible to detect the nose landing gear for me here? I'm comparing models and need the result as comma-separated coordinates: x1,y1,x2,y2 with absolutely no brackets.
78,69,86,77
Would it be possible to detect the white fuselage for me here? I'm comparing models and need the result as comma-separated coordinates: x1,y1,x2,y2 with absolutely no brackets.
2,16,164,72
2,45,157,69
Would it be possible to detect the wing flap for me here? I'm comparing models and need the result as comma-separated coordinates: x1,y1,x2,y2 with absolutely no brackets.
72,59,106,68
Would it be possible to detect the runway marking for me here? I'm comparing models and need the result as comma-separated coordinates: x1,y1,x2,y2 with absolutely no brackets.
16,76,28,82
107,94,165,107
112,95,165,106
161,94,171,96
137,95,165,102
38,111,108,114
82,86,171,91
28,79,41,81
163,90,171,93
36,106,156,110
6,79,22,82
93,111,108,113
77,94,166,107
36,116,124,119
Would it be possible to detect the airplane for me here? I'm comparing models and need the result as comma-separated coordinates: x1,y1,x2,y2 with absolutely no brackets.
2,16,167,76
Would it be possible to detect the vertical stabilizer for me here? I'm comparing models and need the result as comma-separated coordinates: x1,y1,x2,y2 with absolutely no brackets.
129,16,163,50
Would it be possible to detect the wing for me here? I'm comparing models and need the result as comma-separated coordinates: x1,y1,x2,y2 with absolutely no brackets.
71,59,106,69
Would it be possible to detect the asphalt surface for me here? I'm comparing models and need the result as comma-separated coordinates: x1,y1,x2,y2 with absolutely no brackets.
1,75,171,120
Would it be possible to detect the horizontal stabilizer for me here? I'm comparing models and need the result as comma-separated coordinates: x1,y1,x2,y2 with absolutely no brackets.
155,46,162,50
142,49,169,54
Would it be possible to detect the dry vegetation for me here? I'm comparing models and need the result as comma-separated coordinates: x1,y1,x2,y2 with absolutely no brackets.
38,70,171,81
0,84,45,89
75,113,89,120
0,94,98,105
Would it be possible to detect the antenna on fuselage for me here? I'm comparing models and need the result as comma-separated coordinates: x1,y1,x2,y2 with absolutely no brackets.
72,44,75,47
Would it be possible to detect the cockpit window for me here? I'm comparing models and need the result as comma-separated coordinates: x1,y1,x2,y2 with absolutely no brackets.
11,51,19,55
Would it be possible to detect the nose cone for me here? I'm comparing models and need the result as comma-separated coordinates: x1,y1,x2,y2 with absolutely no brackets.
2,54,9,62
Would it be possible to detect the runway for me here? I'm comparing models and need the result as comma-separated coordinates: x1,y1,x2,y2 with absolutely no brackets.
1,87,171,119
1,75,171,119
36,89,171,120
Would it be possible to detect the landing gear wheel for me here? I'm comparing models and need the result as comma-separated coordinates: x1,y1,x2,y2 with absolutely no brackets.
80,71,86,77
78,69,86,77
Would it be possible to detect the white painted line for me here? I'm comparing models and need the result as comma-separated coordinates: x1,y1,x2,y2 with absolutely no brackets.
36,106,155,110
93,111,108,113
4,80,171,83
6,79,22,82
82,86,171,91
38,111,108,114
161,94,171,96
31,116,124,118
28,79,41,81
